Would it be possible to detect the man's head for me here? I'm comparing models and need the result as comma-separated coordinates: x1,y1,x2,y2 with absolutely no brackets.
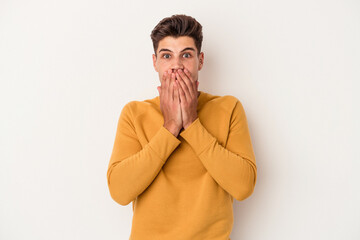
150,14,204,83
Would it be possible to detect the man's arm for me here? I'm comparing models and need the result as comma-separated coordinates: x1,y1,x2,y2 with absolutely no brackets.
107,102,181,206
179,99,257,201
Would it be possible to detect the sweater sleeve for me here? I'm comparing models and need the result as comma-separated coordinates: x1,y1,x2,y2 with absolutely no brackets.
107,102,181,206
179,99,257,201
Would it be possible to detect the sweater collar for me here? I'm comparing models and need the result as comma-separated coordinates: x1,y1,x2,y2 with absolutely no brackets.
154,90,205,109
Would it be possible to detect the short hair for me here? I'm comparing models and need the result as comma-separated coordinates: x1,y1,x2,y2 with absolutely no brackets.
150,14,203,56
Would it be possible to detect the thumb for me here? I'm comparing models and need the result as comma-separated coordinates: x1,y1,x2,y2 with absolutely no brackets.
157,86,161,94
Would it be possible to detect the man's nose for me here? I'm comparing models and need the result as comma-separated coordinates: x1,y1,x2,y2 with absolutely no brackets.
171,57,184,71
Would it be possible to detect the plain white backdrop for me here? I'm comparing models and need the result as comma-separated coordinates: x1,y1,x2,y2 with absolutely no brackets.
1,0,359,239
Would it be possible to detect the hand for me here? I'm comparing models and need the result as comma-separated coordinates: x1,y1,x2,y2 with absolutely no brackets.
175,68,200,130
157,69,182,137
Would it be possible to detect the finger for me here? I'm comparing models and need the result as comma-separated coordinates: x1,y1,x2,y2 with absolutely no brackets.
183,68,197,91
166,70,172,89
173,80,179,104
183,68,196,86
166,71,173,100
170,72,176,101
162,72,167,100
183,68,194,82
173,73,180,103
176,71,191,101
161,71,166,86
177,69,195,98
176,79,186,105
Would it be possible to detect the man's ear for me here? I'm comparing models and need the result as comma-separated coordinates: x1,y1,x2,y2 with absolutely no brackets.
198,52,204,71
152,54,158,72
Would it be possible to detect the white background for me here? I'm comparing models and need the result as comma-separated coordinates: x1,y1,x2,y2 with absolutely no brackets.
1,0,359,239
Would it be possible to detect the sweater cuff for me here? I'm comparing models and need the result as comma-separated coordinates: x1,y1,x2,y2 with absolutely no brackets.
179,118,215,155
147,125,182,163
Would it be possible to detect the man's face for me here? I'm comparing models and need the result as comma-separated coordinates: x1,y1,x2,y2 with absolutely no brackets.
152,36,204,83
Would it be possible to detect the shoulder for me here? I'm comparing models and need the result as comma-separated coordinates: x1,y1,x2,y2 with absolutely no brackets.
205,92,242,113
120,95,159,118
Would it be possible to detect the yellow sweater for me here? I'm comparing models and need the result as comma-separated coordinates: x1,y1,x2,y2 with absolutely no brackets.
107,90,257,240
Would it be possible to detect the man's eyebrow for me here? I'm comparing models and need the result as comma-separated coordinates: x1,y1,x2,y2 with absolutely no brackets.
181,47,196,52
158,47,196,54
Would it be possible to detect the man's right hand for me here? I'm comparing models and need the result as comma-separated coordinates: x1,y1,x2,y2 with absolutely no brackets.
157,69,182,137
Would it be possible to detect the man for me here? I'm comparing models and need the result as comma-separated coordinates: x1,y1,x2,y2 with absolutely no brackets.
107,14,257,240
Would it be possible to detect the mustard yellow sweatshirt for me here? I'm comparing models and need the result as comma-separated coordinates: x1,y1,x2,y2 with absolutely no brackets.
107,90,257,240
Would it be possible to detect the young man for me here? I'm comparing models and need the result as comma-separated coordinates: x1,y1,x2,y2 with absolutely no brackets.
107,14,257,240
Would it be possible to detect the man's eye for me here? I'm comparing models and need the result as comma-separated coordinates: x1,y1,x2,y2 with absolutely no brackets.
163,54,171,59
183,53,191,58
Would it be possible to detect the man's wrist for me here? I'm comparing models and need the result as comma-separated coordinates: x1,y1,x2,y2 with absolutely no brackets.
163,123,180,137
183,116,198,130
183,123,191,130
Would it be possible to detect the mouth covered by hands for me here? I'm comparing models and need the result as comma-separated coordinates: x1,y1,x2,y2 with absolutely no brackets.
174,68,199,130
157,68,199,136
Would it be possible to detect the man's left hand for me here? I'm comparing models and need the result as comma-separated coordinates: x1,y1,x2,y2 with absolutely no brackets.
175,68,200,130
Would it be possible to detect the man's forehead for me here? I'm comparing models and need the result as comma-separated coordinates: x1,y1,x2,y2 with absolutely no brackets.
157,36,196,52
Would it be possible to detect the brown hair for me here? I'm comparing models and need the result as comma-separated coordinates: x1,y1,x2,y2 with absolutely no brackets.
150,14,203,56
